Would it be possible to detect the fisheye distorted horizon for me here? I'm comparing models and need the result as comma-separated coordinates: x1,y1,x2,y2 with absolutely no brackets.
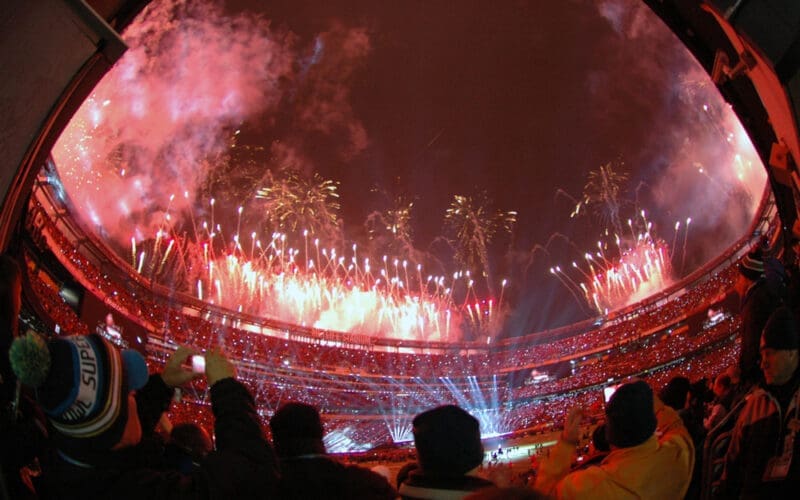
51,0,766,342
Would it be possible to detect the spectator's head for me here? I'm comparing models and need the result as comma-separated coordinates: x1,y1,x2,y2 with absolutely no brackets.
736,248,765,295
725,364,741,386
171,422,213,462
270,401,326,457
687,379,714,406
591,422,610,453
605,381,657,449
9,332,149,463
412,405,484,477
760,307,800,386
659,376,690,410
713,373,732,398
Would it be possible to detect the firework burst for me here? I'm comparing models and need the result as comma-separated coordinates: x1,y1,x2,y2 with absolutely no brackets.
444,193,517,287
572,161,629,237
123,200,514,342
552,208,677,316
365,191,416,260
256,170,342,241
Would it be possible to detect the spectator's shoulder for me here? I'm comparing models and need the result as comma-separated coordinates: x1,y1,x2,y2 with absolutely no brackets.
557,465,610,498
341,463,396,498
209,376,245,394
736,387,778,425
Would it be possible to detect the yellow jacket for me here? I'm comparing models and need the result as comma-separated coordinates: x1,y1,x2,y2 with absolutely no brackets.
534,401,694,499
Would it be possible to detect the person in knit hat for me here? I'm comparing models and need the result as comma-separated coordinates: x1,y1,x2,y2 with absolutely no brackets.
735,247,785,386
9,332,278,499
11,333,151,462
269,401,396,499
0,254,47,500
399,404,494,499
722,306,800,497
535,380,694,499
0,254,22,407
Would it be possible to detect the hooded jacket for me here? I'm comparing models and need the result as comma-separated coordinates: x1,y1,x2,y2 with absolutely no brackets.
534,400,694,499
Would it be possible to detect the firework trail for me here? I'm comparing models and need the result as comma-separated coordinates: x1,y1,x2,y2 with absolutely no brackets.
581,235,672,315
576,161,629,237
444,193,517,292
680,217,692,275
52,0,372,247
591,0,766,270
364,190,418,261
120,197,518,342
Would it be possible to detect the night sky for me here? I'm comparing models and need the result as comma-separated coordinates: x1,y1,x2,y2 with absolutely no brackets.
225,0,761,331
232,0,659,247
54,0,765,336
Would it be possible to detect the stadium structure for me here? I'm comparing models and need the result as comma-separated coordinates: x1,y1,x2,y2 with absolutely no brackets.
2,1,800,453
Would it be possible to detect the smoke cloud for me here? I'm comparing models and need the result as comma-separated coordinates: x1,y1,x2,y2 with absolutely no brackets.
590,0,766,271
52,0,371,244
49,0,769,334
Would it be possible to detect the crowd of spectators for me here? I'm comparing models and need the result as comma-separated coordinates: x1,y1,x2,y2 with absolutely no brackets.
149,331,739,459
9,190,796,498
21,202,747,453
24,259,88,337
29,197,737,382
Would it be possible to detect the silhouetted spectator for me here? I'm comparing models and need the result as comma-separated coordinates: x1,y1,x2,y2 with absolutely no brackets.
535,380,694,498
573,422,609,470
785,219,800,315
681,380,712,440
0,254,22,405
270,401,395,499
165,422,213,475
0,254,46,499
705,373,733,431
9,335,277,498
399,405,494,499
736,248,784,386
660,376,691,411
721,307,800,497
680,379,712,499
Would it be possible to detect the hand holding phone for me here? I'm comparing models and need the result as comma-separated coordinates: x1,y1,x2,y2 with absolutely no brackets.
162,346,202,387
205,349,236,386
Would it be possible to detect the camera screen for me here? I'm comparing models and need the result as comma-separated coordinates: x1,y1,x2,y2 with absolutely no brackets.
191,355,206,374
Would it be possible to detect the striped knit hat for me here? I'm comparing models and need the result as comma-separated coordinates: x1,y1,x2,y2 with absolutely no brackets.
10,333,149,462
738,249,765,281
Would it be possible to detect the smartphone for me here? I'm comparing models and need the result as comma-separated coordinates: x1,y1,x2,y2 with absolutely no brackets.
191,355,206,374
